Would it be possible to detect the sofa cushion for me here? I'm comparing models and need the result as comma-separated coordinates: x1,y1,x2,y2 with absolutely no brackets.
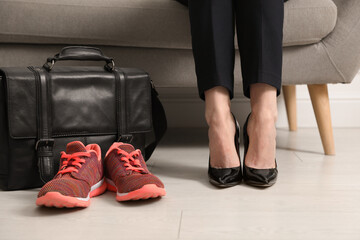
283,0,337,47
0,0,337,49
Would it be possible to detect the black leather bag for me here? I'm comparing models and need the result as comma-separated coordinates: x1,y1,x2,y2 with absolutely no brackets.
0,46,167,190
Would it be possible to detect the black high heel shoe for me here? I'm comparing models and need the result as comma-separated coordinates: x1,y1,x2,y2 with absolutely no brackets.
243,113,278,187
208,113,242,188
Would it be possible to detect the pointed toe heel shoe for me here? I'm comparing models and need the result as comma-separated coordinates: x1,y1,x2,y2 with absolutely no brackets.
208,113,242,188
243,113,278,187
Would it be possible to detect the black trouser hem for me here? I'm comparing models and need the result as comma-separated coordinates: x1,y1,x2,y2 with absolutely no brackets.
243,71,282,99
198,82,234,101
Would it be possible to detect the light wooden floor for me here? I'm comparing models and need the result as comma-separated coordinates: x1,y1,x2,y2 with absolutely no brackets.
1,128,360,240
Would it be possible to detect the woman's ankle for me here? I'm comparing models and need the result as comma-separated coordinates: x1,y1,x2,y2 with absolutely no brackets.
205,108,232,127
250,109,277,125
204,86,232,126
249,83,278,123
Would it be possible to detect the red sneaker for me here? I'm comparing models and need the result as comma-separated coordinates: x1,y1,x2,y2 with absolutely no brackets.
36,141,107,208
105,142,166,201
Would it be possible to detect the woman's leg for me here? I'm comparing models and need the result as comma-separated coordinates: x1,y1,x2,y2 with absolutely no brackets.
247,84,277,168
235,0,284,168
204,87,239,168
188,0,235,100
188,1,240,168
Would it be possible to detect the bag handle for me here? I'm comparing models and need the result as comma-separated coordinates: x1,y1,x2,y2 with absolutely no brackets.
43,46,115,72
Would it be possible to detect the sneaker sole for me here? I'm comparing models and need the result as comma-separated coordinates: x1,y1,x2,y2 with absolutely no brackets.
36,178,107,208
106,178,166,201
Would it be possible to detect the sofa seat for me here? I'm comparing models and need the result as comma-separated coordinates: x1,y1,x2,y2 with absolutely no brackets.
0,0,337,49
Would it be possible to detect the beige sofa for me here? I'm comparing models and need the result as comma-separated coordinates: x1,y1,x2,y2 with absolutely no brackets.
0,0,359,155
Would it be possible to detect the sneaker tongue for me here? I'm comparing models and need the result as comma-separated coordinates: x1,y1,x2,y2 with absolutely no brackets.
66,141,87,154
118,143,136,153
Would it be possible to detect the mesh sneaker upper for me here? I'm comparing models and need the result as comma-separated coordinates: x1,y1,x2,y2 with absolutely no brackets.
114,173,164,193
38,141,103,198
38,175,90,198
105,142,164,193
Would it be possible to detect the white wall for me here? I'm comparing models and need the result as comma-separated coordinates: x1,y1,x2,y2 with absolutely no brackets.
160,71,360,128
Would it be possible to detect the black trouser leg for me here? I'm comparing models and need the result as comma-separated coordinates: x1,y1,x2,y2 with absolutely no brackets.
235,0,284,98
188,0,284,100
188,0,235,100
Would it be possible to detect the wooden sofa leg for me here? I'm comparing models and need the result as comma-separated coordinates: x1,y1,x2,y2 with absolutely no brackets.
307,84,335,155
282,85,297,131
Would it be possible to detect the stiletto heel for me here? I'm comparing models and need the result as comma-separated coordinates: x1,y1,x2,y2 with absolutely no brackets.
243,113,278,187
208,113,242,187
